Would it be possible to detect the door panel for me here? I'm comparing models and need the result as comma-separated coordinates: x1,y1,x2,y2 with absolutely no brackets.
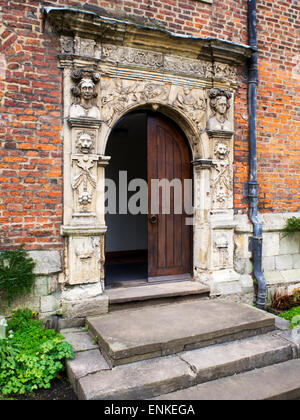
147,114,192,279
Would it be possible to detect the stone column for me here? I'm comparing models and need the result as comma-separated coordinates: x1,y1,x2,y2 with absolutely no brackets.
60,68,110,319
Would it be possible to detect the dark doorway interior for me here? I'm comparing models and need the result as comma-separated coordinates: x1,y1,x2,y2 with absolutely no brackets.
105,112,148,288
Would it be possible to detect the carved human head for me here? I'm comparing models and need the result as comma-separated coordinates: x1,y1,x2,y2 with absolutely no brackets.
71,69,100,100
79,78,95,100
208,88,231,115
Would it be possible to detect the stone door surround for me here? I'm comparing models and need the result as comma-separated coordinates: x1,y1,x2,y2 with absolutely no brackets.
44,7,252,318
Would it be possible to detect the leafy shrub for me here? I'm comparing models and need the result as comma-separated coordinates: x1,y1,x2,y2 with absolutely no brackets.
282,216,300,238
0,245,36,305
0,309,74,395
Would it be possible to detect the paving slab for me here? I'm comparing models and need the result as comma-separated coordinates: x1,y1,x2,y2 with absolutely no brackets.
106,281,209,304
77,354,194,400
62,331,98,352
87,300,275,366
178,332,295,384
66,349,110,393
154,359,300,400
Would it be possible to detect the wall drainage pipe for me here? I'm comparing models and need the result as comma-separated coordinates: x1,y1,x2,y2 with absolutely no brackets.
248,0,267,310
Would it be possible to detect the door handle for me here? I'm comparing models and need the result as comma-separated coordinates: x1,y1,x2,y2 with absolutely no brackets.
150,215,158,224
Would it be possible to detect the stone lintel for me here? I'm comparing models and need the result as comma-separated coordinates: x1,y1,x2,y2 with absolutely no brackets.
68,117,102,129
44,7,252,65
61,225,107,236
192,159,213,169
207,130,234,139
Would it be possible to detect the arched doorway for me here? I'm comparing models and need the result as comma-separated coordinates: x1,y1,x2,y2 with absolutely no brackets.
105,111,192,288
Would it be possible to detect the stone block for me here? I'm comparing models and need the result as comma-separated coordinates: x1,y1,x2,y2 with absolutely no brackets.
61,294,108,318
262,233,280,257
264,271,284,285
40,293,60,314
240,274,254,294
275,255,293,271
61,331,99,352
62,283,103,302
263,256,275,272
281,270,300,284
29,250,62,275
280,234,300,255
67,349,110,392
293,254,300,269
34,276,49,296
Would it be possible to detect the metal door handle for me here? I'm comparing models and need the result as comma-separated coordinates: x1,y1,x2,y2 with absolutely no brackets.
150,215,158,224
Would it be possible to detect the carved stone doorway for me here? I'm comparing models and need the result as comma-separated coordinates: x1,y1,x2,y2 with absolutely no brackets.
104,110,192,288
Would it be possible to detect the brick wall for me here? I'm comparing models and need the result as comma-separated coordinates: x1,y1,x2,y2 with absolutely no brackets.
0,0,299,250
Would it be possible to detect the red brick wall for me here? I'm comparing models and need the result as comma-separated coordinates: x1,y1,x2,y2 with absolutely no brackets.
0,0,299,249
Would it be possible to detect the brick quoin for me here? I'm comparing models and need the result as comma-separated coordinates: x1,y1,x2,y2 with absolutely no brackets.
0,0,299,250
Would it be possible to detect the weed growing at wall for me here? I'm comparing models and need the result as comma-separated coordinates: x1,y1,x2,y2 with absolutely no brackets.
282,217,300,238
0,245,36,306
0,309,74,395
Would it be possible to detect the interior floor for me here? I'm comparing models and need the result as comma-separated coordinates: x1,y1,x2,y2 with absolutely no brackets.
105,253,148,289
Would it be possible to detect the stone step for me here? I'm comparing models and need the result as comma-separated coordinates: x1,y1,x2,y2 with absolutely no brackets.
106,281,210,311
154,358,300,400
67,330,298,400
87,300,275,367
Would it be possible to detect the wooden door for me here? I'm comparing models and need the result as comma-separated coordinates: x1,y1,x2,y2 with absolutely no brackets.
147,114,192,280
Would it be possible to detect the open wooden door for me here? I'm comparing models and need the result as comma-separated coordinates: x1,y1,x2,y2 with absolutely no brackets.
147,114,192,281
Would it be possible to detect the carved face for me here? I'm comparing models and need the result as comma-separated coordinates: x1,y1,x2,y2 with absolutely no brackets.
215,96,228,115
77,132,93,154
215,142,228,159
80,79,95,100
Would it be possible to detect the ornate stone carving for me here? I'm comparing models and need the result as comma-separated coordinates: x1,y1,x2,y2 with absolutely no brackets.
101,44,164,69
68,236,101,285
76,130,95,154
214,63,237,81
70,69,101,119
74,37,96,57
211,141,233,208
101,78,139,126
213,232,230,269
60,36,74,55
72,155,98,212
165,56,214,78
173,87,206,128
207,88,232,131
142,83,170,102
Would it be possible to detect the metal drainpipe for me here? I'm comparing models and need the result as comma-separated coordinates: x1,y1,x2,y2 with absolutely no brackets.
247,0,267,310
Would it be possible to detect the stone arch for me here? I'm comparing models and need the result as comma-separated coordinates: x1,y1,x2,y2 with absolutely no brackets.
101,101,209,161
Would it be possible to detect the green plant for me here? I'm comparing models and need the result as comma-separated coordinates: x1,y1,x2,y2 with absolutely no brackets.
0,245,36,306
282,216,300,238
0,309,74,395
279,306,300,329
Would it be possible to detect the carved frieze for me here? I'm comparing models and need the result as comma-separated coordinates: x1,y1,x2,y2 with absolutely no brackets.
211,140,233,209
173,87,206,129
142,83,170,102
74,37,96,57
72,154,99,213
165,55,214,78
101,44,164,69
60,36,74,55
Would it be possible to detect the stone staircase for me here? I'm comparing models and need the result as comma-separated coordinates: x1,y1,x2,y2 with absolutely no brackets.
62,283,300,400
